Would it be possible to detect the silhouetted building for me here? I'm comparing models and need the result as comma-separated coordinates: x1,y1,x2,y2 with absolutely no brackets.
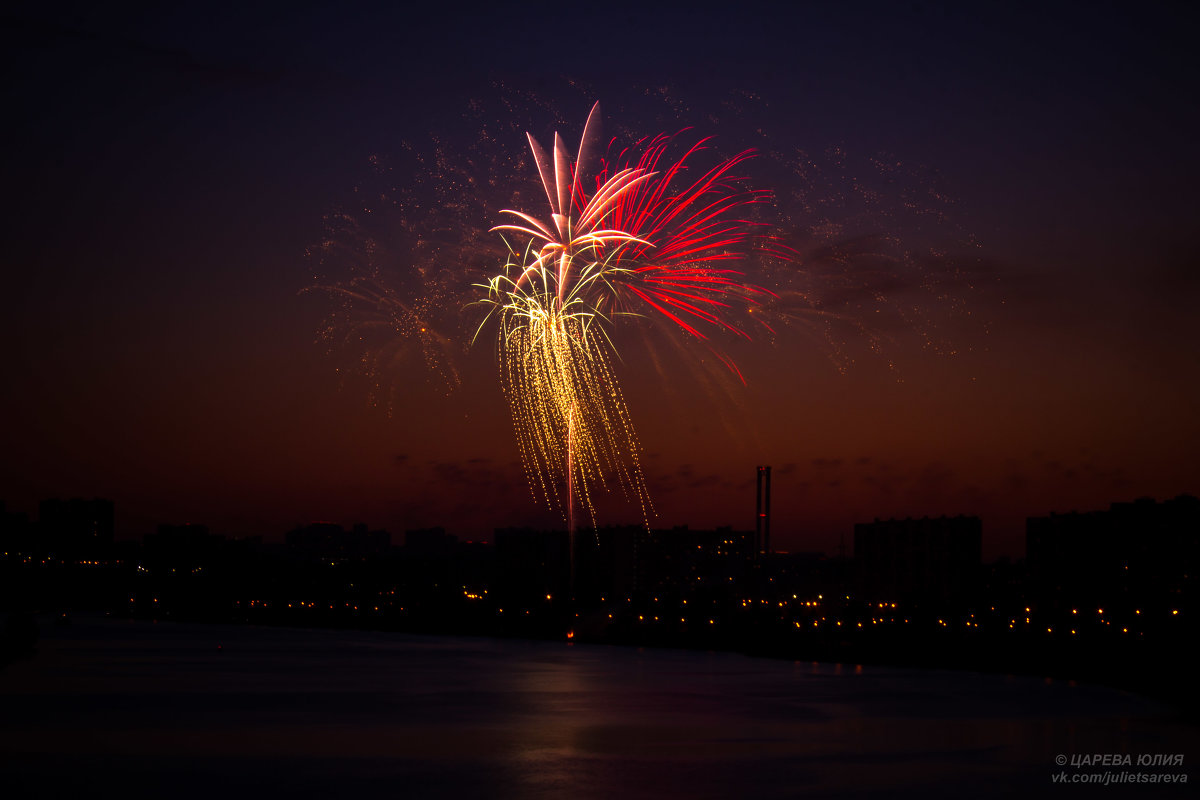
39,497,114,558
769,551,849,600
1026,495,1199,607
286,522,390,561
143,523,223,568
591,525,641,600
1,502,32,554
854,515,982,606
634,526,755,598
496,524,756,606
404,527,456,558
494,527,569,605
571,525,648,601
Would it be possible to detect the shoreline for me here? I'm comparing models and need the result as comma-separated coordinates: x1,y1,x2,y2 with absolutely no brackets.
13,609,1194,722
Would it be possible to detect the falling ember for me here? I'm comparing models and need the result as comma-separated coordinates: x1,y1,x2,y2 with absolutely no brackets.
475,102,776,530
310,86,985,439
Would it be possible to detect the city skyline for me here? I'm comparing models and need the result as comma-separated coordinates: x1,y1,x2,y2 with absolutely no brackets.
5,490,1197,565
4,3,1197,559
6,491,1194,708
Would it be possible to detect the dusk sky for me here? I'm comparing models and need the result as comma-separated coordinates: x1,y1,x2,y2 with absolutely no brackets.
4,1,1197,558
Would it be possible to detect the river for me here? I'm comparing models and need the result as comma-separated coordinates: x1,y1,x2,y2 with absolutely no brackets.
2,616,1193,798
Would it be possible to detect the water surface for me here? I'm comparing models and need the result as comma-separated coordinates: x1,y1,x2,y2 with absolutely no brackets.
2,617,1193,798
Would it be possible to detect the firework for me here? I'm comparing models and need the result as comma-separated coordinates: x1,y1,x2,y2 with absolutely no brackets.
476,103,774,532
308,90,984,540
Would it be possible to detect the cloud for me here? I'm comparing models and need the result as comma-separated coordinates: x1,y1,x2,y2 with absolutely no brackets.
686,474,722,490
643,464,727,495
860,473,896,495
1005,472,1029,492
914,461,955,490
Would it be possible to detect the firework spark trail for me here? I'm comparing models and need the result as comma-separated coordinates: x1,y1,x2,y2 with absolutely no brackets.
496,287,650,531
477,102,779,531
310,88,982,408
309,86,988,534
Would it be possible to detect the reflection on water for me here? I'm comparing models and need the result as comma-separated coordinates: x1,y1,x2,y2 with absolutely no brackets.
1,617,1194,798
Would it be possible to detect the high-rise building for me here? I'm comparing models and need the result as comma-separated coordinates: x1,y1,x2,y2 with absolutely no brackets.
494,527,569,605
39,497,114,558
853,515,982,606
286,521,390,561
1026,495,1198,606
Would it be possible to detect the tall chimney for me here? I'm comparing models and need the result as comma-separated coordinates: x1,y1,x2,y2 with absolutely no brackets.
756,465,772,556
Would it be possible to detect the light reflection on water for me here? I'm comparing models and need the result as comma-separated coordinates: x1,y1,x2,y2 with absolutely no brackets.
1,617,1194,798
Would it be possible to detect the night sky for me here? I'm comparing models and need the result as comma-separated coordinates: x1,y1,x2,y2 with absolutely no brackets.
4,1,1197,558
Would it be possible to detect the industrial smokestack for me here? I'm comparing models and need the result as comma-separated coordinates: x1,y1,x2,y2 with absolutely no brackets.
756,465,771,556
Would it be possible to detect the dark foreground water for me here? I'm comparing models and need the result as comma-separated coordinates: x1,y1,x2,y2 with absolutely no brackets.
2,617,1195,798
